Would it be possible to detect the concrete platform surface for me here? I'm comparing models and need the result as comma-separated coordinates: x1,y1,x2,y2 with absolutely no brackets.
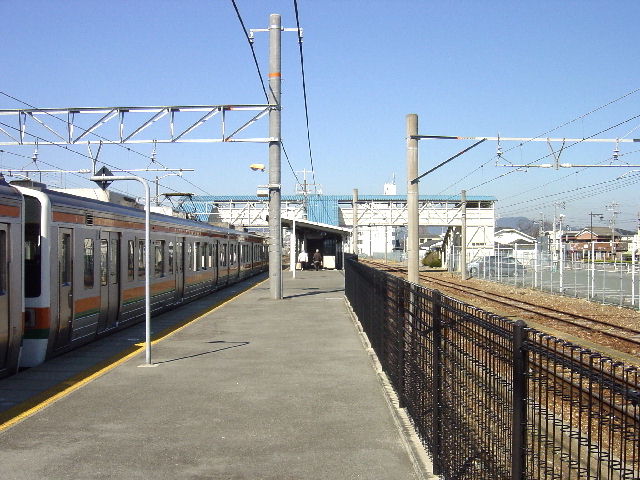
0,270,432,479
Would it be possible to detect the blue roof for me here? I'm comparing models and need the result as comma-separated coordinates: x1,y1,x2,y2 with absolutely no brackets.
188,194,496,226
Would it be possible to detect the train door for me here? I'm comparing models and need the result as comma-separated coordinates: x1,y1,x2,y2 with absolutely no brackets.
0,224,8,368
175,238,185,302
55,228,73,349
98,231,121,332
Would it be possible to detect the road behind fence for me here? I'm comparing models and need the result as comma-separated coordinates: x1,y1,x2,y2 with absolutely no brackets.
345,258,640,480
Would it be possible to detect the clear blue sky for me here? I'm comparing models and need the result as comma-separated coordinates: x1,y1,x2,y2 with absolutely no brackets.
2,0,640,231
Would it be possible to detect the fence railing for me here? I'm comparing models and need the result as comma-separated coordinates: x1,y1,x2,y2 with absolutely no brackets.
345,258,640,480
449,246,640,309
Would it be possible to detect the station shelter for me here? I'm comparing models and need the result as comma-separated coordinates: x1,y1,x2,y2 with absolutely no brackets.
281,217,351,270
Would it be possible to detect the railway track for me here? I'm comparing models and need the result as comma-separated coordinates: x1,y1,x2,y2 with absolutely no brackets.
362,259,640,352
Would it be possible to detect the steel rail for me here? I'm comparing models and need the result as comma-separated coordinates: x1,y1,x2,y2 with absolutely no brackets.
361,260,640,350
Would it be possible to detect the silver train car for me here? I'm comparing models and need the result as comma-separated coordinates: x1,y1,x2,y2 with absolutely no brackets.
0,179,24,378
0,177,267,377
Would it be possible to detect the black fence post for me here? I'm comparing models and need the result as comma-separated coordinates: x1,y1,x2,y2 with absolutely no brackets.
511,320,527,480
398,277,406,408
432,289,443,476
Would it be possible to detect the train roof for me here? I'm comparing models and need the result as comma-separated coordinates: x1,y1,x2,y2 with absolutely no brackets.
13,182,263,240
0,175,22,202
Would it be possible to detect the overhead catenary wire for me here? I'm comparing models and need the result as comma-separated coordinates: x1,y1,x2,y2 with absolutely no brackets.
463,113,640,193
0,119,198,199
293,0,317,187
229,0,269,103
229,1,301,189
437,87,640,195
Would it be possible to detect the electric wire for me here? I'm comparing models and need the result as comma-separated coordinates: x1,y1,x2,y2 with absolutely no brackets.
229,0,269,102
0,91,257,201
498,174,640,217
293,0,317,186
0,119,191,198
228,0,301,188
437,87,640,194
498,147,640,207
464,113,640,193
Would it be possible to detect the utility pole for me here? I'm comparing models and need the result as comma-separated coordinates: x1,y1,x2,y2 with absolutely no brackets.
352,188,358,254
607,202,620,257
407,114,419,284
268,13,283,300
461,190,467,280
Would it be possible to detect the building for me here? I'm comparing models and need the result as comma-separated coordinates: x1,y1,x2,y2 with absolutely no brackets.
566,226,634,261
187,193,497,264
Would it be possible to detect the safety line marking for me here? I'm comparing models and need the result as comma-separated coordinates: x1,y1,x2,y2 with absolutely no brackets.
0,276,267,433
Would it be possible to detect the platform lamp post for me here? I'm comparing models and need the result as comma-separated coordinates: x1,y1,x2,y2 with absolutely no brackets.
91,168,154,366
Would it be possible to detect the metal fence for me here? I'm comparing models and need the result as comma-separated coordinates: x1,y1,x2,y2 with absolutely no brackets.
345,258,640,480
449,246,640,310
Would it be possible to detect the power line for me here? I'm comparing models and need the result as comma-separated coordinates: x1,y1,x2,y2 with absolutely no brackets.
464,113,640,193
229,2,302,189
229,0,269,102
0,91,171,168
293,0,317,186
437,87,640,194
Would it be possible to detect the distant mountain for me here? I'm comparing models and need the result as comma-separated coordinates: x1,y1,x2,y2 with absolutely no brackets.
497,217,540,237
497,216,531,229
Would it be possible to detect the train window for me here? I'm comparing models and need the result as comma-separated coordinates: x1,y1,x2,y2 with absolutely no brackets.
221,244,227,267
84,239,94,288
127,241,135,281
207,243,213,269
193,242,200,271
110,238,119,284
24,197,42,298
0,230,6,295
187,243,192,271
155,240,165,277
100,239,108,286
138,240,145,278
168,242,174,274
200,243,206,270
61,233,72,286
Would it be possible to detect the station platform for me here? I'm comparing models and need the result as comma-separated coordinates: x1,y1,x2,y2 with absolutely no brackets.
0,270,434,479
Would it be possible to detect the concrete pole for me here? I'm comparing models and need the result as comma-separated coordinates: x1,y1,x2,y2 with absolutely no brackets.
352,188,358,254
461,190,467,280
268,13,282,299
407,114,419,284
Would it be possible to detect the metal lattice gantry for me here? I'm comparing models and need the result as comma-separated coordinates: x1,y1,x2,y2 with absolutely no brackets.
0,105,273,146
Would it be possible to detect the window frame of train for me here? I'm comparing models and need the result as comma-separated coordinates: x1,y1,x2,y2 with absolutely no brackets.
220,243,228,267
0,227,6,296
207,242,213,269
154,240,165,278
168,241,174,275
137,239,145,279
24,196,42,298
83,238,95,289
127,240,135,281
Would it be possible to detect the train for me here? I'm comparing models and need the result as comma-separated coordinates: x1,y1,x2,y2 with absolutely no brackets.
0,175,267,378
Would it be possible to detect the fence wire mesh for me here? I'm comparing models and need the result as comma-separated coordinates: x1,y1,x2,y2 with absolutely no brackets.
450,246,640,310
345,258,640,480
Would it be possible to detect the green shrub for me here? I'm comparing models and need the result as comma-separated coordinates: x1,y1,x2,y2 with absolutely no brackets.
422,251,442,268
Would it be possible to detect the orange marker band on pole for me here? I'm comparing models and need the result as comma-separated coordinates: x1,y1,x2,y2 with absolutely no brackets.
269,72,281,78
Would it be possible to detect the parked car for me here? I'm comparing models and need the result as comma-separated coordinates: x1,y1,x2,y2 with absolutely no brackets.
467,256,526,277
